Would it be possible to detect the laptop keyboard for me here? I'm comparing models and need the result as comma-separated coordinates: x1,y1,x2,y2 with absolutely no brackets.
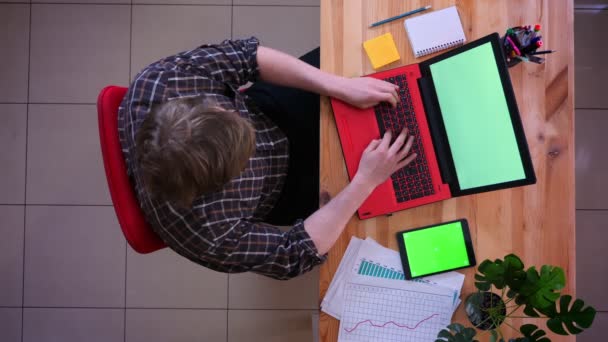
374,74,435,203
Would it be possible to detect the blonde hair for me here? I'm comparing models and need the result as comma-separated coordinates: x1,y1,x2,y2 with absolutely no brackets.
135,97,255,207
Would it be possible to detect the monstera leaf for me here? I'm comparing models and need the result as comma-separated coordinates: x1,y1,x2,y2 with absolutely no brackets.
435,323,478,342
489,330,505,342
542,295,596,335
516,265,564,309
507,324,551,342
475,254,526,291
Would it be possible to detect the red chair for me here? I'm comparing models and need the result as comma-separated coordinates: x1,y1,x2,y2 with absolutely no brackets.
97,86,166,254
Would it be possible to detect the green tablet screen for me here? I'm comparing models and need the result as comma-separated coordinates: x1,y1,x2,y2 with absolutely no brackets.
429,42,526,190
402,221,470,277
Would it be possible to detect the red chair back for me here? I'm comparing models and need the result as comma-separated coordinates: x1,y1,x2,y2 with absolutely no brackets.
97,86,166,254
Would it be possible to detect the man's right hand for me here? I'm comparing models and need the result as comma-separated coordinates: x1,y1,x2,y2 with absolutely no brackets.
353,130,417,190
304,130,416,255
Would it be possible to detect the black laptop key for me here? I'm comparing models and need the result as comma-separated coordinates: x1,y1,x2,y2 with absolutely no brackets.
410,192,424,200
405,167,416,176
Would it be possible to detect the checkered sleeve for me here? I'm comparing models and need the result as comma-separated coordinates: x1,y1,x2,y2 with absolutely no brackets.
203,219,327,280
180,37,261,87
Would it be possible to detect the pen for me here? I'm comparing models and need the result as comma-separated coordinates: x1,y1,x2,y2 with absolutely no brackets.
528,50,555,55
517,55,545,64
369,5,432,28
506,36,521,56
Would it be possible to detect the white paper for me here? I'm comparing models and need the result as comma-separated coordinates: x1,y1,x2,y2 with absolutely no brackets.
337,275,454,342
321,237,465,320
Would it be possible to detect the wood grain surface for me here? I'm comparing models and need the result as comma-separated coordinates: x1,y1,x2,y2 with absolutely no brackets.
319,0,574,341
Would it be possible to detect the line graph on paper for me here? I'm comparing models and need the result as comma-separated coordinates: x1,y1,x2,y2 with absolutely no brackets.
338,283,453,342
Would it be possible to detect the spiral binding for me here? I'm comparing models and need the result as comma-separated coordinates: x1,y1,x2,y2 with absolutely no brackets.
415,39,465,58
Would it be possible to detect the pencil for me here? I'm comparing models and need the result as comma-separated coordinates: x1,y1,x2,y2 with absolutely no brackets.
528,50,556,55
369,5,432,28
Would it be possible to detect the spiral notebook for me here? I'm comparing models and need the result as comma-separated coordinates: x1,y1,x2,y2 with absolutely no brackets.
404,6,466,58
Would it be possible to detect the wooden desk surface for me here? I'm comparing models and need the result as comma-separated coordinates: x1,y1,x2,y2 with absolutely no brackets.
318,1,574,341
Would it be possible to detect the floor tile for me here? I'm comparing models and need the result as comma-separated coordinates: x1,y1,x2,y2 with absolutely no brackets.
235,0,319,5
126,248,227,308
575,110,608,209
34,0,128,3
576,311,607,342
0,104,26,204
312,310,319,342
0,4,29,103
0,308,22,342
575,10,608,108
131,5,231,78
23,308,124,342
126,309,226,342
233,6,320,58
575,0,608,7
228,309,316,342
24,206,125,307
229,267,318,309
133,0,229,6
576,210,608,310
26,104,110,205
0,206,24,307
29,4,130,103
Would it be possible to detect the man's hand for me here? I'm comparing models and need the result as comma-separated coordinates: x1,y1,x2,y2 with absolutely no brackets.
303,129,416,254
334,77,400,109
353,130,417,189
255,47,398,109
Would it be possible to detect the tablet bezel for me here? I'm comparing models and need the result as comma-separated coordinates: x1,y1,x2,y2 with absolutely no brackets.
419,32,536,197
396,218,476,279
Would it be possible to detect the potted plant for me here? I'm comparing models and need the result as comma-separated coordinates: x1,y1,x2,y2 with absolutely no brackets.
436,254,596,342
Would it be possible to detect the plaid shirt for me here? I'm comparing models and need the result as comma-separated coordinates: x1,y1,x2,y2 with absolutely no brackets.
118,38,325,280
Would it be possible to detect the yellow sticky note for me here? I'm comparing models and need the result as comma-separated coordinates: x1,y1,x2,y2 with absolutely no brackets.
363,33,401,69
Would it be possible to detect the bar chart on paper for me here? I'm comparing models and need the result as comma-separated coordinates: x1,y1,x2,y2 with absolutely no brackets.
338,282,453,342
357,259,406,280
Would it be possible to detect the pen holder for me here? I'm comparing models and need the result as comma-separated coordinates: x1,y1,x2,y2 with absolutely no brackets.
501,25,548,68
500,36,522,68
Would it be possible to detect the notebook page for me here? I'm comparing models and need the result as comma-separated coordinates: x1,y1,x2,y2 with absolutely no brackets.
404,6,466,58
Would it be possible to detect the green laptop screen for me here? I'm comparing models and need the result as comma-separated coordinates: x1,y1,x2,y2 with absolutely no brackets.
402,221,470,277
429,42,526,190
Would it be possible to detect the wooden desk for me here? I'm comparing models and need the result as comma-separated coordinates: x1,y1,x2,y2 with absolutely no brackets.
319,1,574,341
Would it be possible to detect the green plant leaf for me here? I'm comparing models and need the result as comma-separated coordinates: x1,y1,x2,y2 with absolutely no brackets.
523,304,541,317
517,266,564,309
517,324,550,342
489,329,500,342
507,289,518,299
475,255,526,291
545,295,597,335
475,274,492,291
455,335,468,342
448,323,465,333
475,259,499,291
506,324,549,342
436,323,478,342
462,327,476,340
502,254,527,290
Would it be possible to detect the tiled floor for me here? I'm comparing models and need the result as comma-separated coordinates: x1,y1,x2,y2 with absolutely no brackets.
574,3,608,341
0,0,606,341
0,1,319,341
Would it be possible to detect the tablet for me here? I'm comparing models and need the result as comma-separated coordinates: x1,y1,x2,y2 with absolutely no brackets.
396,219,476,279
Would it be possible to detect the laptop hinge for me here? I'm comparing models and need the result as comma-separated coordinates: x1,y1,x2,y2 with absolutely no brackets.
417,76,454,185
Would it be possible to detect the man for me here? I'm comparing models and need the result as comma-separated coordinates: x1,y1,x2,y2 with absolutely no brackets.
119,38,417,280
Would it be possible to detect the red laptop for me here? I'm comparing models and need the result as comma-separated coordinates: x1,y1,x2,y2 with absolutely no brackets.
331,33,536,219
